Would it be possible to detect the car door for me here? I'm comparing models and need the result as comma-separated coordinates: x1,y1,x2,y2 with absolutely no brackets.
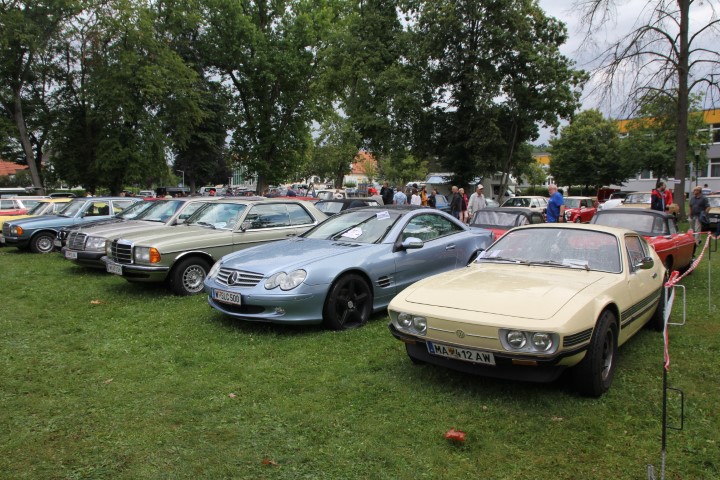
667,217,694,268
233,203,298,251
392,213,465,294
621,234,660,341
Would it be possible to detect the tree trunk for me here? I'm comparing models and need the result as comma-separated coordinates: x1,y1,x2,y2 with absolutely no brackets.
13,90,45,195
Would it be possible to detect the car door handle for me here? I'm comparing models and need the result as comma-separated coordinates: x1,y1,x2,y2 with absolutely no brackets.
446,244,456,250
286,233,297,237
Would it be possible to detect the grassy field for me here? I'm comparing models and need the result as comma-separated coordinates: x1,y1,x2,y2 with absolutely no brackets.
1,242,719,479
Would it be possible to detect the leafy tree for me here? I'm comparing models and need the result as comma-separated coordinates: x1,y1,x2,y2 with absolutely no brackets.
402,0,585,193
49,0,204,194
379,151,428,187
575,0,720,219
202,0,337,194
549,109,631,189
0,0,80,194
621,92,711,182
311,114,361,188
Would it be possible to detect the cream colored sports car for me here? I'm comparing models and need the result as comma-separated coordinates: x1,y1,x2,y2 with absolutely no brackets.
388,223,667,397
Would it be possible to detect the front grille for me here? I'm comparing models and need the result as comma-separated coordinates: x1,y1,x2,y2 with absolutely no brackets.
2,224,10,236
110,239,133,264
67,232,87,250
216,268,264,288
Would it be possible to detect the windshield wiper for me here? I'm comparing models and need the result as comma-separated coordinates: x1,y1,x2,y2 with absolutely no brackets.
196,221,216,229
477,256,528,264
528,259,590,270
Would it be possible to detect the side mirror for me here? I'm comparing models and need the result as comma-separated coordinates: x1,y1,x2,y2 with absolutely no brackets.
240,220,252,232
401,237,424,250
635,256,655,270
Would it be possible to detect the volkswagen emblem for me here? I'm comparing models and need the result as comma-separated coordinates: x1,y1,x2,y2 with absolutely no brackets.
456,329,466,338
227,271,240,286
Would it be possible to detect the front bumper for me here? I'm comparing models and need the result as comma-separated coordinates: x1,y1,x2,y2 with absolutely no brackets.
61,247,105,268
388,323,586,383
204,279,329,325
101,256,170,282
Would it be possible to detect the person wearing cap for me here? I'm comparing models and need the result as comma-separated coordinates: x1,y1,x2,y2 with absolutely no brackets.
689,185,709,245
468,184,487,221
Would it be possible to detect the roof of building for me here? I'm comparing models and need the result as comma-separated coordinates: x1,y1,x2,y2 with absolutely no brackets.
0,161,29,176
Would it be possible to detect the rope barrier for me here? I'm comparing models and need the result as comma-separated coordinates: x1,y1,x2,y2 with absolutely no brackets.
661,233,712,371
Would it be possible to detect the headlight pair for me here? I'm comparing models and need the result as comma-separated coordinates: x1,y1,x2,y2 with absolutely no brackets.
499,329,558,354
394,312,427,335
264,270,306,291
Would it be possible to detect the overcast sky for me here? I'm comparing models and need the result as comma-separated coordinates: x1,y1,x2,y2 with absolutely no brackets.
534,0,718,144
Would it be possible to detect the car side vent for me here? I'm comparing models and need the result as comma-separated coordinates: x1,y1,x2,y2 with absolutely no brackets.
376,276,392,288
563,328,593,347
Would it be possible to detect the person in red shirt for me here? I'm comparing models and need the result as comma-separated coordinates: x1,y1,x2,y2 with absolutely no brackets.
663,187,673,212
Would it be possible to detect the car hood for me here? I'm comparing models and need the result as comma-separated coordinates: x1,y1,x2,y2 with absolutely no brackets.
219,238,375,272
5,215,76,228
75,220,167,238
114,224,224,249
402,264,605,320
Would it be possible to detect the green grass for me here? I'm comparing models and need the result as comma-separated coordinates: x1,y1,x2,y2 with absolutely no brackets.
1,244,719,479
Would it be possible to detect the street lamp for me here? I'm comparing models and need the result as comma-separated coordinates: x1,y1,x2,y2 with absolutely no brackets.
176,170,184,188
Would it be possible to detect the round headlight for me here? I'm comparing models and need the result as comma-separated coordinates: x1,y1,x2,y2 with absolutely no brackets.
279,269,306,290
265,272,285,290
412,316,427,334
531,332,553,351
397,312,412,328
506,331,527,349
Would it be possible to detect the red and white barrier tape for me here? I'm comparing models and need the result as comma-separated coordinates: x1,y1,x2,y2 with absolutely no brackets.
662,232,712,371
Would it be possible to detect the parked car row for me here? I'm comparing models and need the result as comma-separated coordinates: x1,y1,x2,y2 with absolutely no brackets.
4,194,696,397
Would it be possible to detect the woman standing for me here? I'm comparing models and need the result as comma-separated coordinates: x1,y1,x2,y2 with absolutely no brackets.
459,187,469,223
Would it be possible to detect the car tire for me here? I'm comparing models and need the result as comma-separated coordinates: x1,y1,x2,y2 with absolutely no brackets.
574,217,581,223
169,257,211,296
571,309,618,397
30,232,55,254
648,287,667,332
322,273,373,330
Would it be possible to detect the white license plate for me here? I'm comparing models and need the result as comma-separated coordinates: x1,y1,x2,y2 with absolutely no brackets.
213,289,242,305
106,262,123,275
54,239,62,247
427,341,496,366
64,250,78,260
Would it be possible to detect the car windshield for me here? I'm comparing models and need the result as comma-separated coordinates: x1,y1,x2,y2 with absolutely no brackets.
137,200,184,222
58,200,87,217
565,198,581,208
476,227,622,273
625,193,651,204
707,196,720,208
116,201,156,219
186,202,247,230
303,209,402,243
471,210,529,228
593,212,666,236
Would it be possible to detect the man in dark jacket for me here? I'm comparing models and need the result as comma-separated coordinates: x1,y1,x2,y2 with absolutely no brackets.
380,182,394,205
650,181,666,212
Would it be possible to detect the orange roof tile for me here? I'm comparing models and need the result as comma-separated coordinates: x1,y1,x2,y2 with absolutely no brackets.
0,161,28,176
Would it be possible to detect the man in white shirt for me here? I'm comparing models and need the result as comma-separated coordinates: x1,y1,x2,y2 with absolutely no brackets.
467,185,487,220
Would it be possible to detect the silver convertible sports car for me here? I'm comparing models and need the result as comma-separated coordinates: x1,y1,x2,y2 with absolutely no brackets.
388,224,667,397
204,206,494,330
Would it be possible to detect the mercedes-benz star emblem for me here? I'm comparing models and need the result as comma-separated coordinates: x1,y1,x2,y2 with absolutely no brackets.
228,271,240,285
456,330,466,338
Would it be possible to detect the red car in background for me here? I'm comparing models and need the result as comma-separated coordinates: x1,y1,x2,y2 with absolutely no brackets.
591,207,695,274
564,196,598,223
0,197,46,216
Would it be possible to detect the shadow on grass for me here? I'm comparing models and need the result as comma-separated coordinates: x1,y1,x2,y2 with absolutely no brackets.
206,308,390,338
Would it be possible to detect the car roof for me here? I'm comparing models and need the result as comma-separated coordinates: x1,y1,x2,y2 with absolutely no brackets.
477,206,537,214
